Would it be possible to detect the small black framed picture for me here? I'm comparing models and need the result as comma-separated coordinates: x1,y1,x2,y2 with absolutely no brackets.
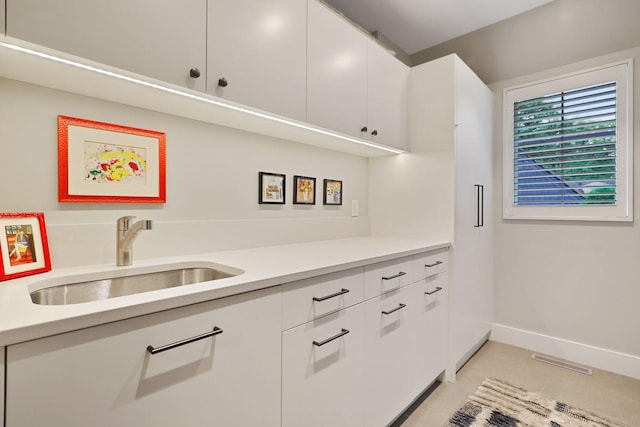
323,179,342,206
259,172,286,204
293,175,316,205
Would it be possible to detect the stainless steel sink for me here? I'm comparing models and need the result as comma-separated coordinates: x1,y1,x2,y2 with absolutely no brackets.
30,267,238,305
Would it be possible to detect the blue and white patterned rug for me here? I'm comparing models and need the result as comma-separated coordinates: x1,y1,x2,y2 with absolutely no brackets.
446,377,627,427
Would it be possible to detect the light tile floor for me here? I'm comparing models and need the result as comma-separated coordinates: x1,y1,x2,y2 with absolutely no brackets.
398,341,640,427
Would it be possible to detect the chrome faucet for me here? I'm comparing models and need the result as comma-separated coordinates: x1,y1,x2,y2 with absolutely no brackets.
116,216,153,266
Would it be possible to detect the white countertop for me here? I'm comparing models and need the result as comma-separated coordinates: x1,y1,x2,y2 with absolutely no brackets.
0,237,449,346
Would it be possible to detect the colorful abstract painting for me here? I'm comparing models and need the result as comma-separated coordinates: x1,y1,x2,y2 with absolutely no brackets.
84,141,147,184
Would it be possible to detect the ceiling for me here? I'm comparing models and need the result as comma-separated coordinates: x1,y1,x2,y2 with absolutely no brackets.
324,0,555,55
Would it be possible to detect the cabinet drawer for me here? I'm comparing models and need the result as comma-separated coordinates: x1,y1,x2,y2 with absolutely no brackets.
364,256,415,300
363,285,424,426
282,303,365,427
414,249,448,280
282,267,364,330
413,274,448,381
6,288,281,427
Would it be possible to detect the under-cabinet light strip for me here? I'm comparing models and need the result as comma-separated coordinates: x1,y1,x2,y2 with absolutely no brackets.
0,41,404,155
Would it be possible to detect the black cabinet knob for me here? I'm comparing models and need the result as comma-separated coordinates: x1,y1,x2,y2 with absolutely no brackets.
371,130,378,136
360,126,368,132
189,68,201,78
218,77,228,87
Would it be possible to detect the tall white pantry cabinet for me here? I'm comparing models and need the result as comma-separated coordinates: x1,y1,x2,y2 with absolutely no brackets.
369,53,493,374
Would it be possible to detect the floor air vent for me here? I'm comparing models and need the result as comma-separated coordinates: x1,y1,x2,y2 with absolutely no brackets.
531,354,593,375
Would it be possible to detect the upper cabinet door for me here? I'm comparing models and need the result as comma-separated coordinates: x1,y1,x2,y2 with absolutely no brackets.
367,40,409,150
6,0,207,91
307,0,367,138
207,0,307,121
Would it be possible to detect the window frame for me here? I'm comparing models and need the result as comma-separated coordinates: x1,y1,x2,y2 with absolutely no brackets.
503,59,634,221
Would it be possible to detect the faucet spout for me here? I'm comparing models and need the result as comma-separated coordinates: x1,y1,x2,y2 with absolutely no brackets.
117,216,153,266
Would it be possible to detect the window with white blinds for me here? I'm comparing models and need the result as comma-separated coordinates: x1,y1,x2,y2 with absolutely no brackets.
503,60,633,221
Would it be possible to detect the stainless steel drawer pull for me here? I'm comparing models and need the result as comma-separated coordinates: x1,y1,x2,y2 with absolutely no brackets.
382,303,407,315
425,261,443,268
313,288,350,302
382,271,406,280
313,328,350,347
147,326,223,354
425,287,443,295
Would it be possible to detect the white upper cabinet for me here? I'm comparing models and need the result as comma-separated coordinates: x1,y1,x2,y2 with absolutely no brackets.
5,0,408,154
207,0,307,121
307,0,368,138
5,0,207,91
367,39,409,150
307,0,408,150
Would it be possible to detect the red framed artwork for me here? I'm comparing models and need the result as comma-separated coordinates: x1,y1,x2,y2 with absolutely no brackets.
0,213,52,281
58,115,166,203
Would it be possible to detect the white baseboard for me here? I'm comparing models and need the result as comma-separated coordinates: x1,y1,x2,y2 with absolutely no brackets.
491,323,640,380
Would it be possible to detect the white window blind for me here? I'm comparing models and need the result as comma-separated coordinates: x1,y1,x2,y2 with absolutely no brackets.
503,60,633,221
513,81,617,206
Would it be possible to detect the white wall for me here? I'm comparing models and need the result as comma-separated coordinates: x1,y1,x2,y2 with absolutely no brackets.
412,0,640,84
490,46,640,360
0,78,370,268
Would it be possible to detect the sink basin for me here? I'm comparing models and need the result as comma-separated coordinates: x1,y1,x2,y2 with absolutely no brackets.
30,267,238,305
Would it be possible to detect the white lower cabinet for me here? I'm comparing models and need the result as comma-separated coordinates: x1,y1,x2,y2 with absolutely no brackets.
282,303,365,427
412,273,448,382
364,285,417,426
5,287,282,427
282,250,448,427
363,273,447,425
3,249,448,427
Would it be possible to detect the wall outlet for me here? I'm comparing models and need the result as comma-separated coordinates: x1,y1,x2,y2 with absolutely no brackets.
351,200,359,217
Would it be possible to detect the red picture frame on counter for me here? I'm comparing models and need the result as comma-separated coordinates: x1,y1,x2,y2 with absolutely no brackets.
58,115,166,203
0,212,52,281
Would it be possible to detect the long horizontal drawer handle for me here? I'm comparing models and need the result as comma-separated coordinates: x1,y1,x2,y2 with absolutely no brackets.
425,287,443,295
313,328,350,347
313,288,350,302
147,326,223,354
382,303,407,315
425,261,443,268
382,271,406,280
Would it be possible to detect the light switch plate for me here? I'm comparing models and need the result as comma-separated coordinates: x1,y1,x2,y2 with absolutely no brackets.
351,200,359,217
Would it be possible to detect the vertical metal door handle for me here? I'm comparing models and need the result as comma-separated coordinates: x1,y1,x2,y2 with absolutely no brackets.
474,184,484,228
480,184,484,227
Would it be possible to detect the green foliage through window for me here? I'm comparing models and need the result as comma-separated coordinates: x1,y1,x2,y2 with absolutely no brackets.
513,81,617,206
